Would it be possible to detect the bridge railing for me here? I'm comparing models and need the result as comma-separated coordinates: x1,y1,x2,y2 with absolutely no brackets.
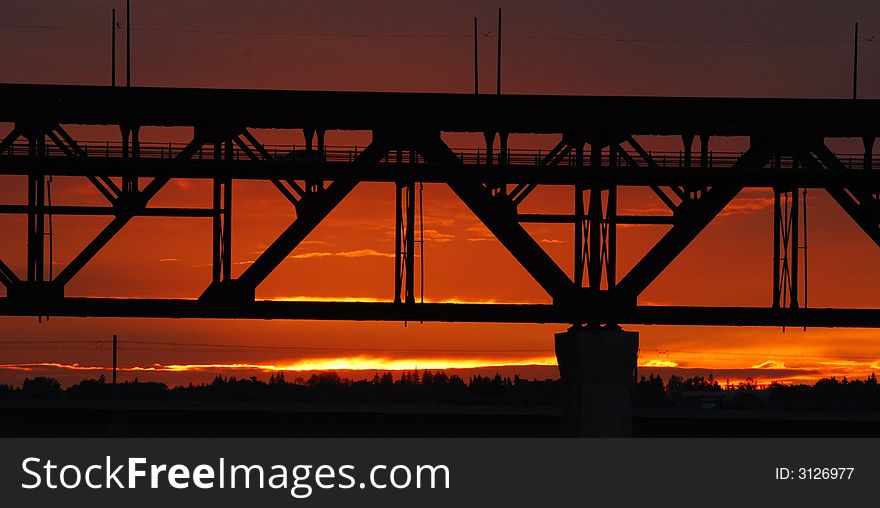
1,139,876,170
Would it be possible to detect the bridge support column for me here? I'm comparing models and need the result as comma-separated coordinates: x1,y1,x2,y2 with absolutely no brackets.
554,326,638,437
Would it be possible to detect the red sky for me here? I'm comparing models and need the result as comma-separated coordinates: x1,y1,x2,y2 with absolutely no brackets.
1,0,879,387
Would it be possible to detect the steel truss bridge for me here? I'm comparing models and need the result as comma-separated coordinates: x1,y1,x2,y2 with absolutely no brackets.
0,83,878,327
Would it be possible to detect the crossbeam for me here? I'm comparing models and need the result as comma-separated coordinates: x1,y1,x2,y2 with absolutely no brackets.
0,84,878,326
3,157,879,187
0,298,876,327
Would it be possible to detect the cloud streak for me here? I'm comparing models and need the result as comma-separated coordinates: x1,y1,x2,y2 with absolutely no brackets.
289,249,394,259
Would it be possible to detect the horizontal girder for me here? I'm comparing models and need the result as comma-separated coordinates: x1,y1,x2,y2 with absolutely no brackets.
1,157,879,188
1,83,880,136
0,298,876,327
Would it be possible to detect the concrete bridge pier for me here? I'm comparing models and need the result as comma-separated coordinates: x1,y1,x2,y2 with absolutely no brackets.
554,326,639,437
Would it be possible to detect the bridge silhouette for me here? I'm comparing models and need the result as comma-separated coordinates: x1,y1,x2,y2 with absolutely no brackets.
1,83,879,436
0,84,878,327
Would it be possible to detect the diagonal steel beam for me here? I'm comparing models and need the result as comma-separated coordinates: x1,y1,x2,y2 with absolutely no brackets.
86,176,119,204
624,135,660,167
236,141,388,291
286,179,306,197
419,136,574,301
271,180,300,207
827,188,880,247
625,135,690,202
53,125,88,157
617,143,678,211
0,257,19,286
811,144,847,171
808,144,880,247
52,176,170,286
240,128,273,160
99,176,122,197
176,136,207,161
812,143,879,204
510,139,572,206
50,139,202,286
236,185,354,288
0,129,20,155
616,148,771,299
45,130,75,157
232,135,259,161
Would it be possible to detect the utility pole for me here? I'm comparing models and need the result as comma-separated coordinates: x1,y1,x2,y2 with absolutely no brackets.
111,8,116,87
474,17,479,94
112,334,118,385
496,8,502,95
126,0,131,87
853,22,859,100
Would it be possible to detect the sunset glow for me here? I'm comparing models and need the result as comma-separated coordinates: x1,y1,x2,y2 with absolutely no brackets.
1,348,879,388
0,356,556,374
1,1,879,394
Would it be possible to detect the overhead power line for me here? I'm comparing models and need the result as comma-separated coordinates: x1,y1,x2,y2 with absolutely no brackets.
0,339,878,363
0,23,871,45
0,338,550,354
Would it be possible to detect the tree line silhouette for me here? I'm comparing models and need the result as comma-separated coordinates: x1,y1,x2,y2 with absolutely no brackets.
2,371,880,411
0,371,558,407
636,373,880,412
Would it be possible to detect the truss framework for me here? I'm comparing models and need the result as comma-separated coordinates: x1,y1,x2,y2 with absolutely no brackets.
0,85,878,326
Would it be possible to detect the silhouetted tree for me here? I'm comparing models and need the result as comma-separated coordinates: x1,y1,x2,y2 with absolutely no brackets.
737,377,757,391
21,377,62,399
636,374,665,400
307,372,343,389
681,375,721,391
67,375,109,400
8,370,880,413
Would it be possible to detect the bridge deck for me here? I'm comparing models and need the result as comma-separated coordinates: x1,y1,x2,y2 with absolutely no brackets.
1,83,879,136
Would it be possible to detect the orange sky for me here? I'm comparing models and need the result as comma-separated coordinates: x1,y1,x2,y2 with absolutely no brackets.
1,0,879,387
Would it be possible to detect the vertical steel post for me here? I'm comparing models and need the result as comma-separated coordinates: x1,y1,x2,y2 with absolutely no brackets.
772,189,781,308
682,134,694,169
394,183,403,304
26,135,45,283
496,8,502,95
607,145,617,289
574,142,584,287
304,127,314,152
112,9,116,87
126,0,131,88
699,134,709,168
132,125,140,160
405,181,415,303
223,140,233,281
212,179,221,284
853,22,859,100
121,126,130,159
26,140,35,282
473,17,479,95
587,143,603,290
35,170,44,283
863,136,874,171
790,186,799,308
394,181,416,304
483,131,495,166
223,177,232,281
316,129,325,156
112,334,118,385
